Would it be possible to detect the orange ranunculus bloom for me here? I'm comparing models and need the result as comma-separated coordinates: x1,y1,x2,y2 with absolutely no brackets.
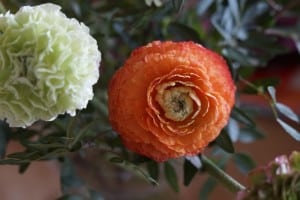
108,41,236,162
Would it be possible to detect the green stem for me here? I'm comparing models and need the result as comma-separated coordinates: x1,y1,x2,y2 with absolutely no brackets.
202,155,246,193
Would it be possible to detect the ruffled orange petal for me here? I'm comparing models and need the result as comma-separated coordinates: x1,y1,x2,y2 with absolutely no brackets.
108,41,235,162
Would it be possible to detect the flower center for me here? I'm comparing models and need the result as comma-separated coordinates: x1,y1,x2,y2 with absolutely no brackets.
155,82,200,122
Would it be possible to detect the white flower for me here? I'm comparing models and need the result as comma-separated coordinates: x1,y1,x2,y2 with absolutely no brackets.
0,3,101,127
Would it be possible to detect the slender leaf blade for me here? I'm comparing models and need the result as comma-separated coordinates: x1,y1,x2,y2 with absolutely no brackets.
215,130,235,153
267,86,276,101
183,158,198,186
233,153,256,174
164,162,179,192
228,0,240,24
231,107,256,127
147,161,160,181
277,119,300,141
276,103,299,123
199,178,217,200
238,127,264,143
185,155,202,169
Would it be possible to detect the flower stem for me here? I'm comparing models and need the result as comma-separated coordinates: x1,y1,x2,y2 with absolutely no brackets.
202,155,246,193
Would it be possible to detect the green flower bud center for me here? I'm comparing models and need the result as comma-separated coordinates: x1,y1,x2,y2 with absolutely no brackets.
155,82,200,122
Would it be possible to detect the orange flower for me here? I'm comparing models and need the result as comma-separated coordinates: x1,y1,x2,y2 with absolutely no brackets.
108,41,236,162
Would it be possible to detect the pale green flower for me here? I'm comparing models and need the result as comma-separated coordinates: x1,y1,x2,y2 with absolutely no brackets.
0,3,101,127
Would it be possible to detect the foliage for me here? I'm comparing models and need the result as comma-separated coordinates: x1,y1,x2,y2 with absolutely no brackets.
0,0,299,199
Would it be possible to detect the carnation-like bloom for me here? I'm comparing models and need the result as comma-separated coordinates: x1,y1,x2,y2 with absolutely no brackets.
0,3,101,127
108,41,235,162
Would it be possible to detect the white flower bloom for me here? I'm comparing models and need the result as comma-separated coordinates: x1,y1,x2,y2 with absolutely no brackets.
0,3,101,127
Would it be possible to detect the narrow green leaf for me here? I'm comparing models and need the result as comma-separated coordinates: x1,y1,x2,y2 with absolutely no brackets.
227,118,240,142
183,158,198,186
241,1,268,25
110,156,158,186
276,103,299,123
164,162,179,192
215,130,235,153
0,158,30,165
211,15,232,42
7,151,32,159
167,22,202,43
222,47,260,66
0,122,9,158
228,0,240,24
238,127,264,143
185,156,202,169
233,153,256,174
276,119,300,141
199,178,217,200
146,161,160,181
267,86,276,101
19,162,30,174
27,142,66,150
196,0,214,16
70,120,98,149
231,107,256,127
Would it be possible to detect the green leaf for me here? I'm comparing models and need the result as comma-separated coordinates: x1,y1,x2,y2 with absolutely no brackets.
241,1,269,25
196,0,214,16
215,130,235,153
276,119,300,141
146,161,160,181
276,103,299,123
166,22,202,43
19,162,30,174
267,86,276,101
0,159,29,165
164,161,179,192
183,158,198,186
228,0,240,24
222,47,260,66
0,122,10,159
211,13,233,43
265,24,300,54
231,107,256,127
185,155,202,169
110,156,158,186
238,127,264,143
233,153,256,174
199,178,217,200
26,142,66,150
